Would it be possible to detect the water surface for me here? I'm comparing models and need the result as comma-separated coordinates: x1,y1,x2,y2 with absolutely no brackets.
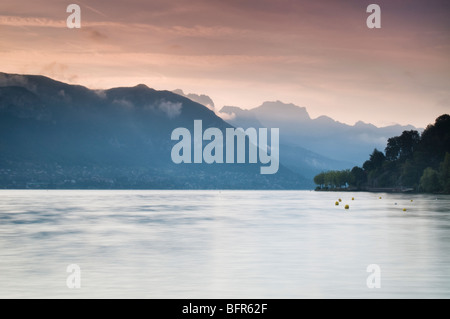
0,190,449,298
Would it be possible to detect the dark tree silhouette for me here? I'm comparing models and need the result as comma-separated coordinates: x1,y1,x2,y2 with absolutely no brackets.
314,114,450,193
385,130,420,161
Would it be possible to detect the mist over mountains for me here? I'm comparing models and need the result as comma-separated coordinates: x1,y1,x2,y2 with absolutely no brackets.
0,72,307,189
170,90,419,180
221,101,418,162
0,72,419,189
219,101,419,178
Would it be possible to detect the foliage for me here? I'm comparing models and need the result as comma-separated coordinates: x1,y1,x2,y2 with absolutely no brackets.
385,130,420,161
314,170,351,189
313,114,450,193
440,153,450,193
419,167,441,193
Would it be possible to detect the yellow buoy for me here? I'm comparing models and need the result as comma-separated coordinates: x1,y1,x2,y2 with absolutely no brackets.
338,198,342,202
411,199,413,202
352,197,354,200
403,208,407,212
335,201,339,206
345,205,349,209
379,197,382,199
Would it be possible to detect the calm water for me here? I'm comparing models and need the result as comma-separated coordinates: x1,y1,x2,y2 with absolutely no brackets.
0,190,449,298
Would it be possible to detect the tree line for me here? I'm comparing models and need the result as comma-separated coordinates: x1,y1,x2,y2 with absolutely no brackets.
314,114,450,193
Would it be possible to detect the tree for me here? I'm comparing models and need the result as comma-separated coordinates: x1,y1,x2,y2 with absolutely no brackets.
419,167,441,193
385,130,420,161
323,171,334,188
339,169,351,188
363,159,374,171
385,135,400,161
363,149,385,172
312,114,449,193
327,170,337,188
350,166,366,188
400,159,421,188
419,114,450,167
439,152,450,193
314,172,325,189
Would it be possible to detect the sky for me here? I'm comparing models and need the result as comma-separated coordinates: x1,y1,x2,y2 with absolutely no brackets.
0,0,449,127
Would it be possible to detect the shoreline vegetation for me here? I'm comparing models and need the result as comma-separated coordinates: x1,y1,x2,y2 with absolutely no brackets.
315,187,415,193
313,114,450,194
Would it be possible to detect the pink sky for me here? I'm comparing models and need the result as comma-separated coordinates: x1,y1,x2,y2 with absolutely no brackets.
1,0,449,127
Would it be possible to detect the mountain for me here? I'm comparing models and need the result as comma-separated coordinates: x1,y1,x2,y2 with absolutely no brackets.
0,72,310,189
172,89,215,111
220,101,419,168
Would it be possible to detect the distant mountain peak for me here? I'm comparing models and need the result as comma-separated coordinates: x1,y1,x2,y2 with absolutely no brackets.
314,115,335,122
172,89,215,111
259,100,305,110
134,84,149,89
0,72,310,189
221,105,249,113
253,100,311,122
354,120,377,129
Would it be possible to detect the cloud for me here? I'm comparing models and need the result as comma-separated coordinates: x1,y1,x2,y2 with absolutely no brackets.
172,89,237,121
40,62,78,83
158,100,182,118
94,89,107,99
0,72,28,86
356,133,388,146
0,16,65,28
0,73,38,92
113,99,134,109
82,28,108,41
216,111,236,121
1,0,449,128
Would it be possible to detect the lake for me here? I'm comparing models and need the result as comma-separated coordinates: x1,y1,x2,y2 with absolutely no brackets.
0,190,449,298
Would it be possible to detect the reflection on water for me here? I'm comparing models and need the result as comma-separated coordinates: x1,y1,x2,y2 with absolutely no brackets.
0,190,449,298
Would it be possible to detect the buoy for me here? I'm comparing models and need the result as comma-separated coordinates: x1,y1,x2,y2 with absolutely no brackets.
352,197,354,200
338,198,342,202
411,199,413,202
335,201,339,206
403,208,407,212
379,197,382,199
345,204,349,209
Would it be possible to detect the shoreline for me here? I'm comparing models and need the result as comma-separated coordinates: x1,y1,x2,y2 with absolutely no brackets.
315,187,416,194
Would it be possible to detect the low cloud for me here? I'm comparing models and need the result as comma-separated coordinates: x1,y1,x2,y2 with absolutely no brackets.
40,62,78,83
158,100,182,118
0,73,28,86
113,98,134,109
356,133,388,146
0,73,37,92
173,89,215,111
216,111,236,121
173,89,237,121
94,89,107,99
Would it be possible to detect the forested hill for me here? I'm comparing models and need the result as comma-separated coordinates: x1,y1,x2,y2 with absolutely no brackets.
0,72,309,189
313,114,450,193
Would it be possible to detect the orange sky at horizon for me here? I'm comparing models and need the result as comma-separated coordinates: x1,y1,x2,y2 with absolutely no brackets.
1,0,449,128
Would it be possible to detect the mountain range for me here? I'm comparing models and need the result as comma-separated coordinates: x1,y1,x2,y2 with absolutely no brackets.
170,92,419,179
219,101,419,166
0,72,307,189
0,72,419,189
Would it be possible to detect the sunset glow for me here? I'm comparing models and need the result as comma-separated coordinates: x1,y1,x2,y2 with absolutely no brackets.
1,0,449,127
